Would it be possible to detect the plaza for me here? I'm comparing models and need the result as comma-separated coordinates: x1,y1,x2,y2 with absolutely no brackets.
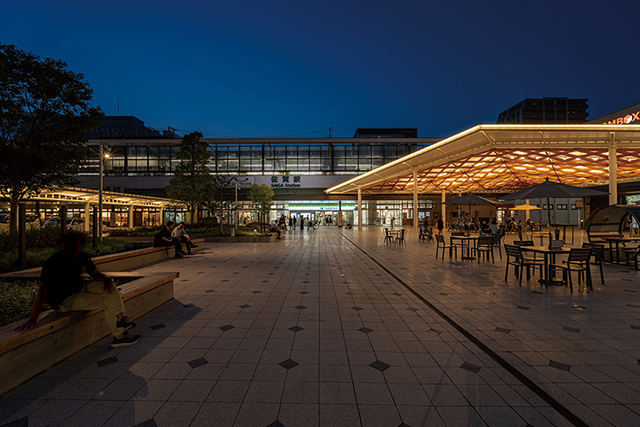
2,227,640,426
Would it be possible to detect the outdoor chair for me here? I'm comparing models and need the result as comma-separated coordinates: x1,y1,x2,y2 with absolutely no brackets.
450,231,465,252
504,244,544,286
492,231,504,260
622,245,640,270
418,227,426,242
384,228,394,245
549,248,593,292
476,236,495,264
424,226,434,242
395,229,406,246
582,243,606,284
435,234,457,260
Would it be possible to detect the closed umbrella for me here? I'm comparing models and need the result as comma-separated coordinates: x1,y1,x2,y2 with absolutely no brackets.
501,178,608,243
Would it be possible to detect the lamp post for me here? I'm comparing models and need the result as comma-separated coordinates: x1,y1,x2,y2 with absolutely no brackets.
235,182,239,233
98,145,110,242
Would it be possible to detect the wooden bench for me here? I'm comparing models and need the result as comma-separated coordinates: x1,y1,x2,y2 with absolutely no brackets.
0,238,204,279
0,271,178,396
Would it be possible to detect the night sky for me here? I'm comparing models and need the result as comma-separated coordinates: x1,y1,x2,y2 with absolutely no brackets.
2,0,639,138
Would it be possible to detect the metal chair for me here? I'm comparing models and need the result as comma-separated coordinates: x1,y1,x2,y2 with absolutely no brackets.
395,229,406,246
476,236,495,263
550,248,593,292
582,243,606,284
622,245,640,270
424,226,434,242
450,231,465,253
504,244,543,286
492,231,504,260
384,228,394,245
435,234,457,260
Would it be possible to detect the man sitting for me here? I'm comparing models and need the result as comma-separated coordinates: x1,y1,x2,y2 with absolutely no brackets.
269,221,282,239
171,222,197,255
155,221,184,258
15,232,140,348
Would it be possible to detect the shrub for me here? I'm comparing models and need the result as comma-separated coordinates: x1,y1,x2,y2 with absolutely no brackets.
0,280,48,327
0,239,151,274
0,226,63,252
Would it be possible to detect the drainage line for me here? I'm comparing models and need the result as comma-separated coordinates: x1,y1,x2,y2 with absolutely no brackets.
341,234,589,427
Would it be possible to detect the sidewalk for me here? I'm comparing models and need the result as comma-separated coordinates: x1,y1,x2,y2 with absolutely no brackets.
1,227,640,426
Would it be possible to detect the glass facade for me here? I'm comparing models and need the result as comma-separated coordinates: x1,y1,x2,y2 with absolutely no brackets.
80,142,429,176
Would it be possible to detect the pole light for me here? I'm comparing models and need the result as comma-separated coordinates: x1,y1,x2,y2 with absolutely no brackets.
98,146,110,242
235,182,239,233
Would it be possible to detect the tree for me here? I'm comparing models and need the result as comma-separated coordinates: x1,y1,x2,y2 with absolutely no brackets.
165,131,214,223
202,174,234,233
0,44,103,236
249,184,274,232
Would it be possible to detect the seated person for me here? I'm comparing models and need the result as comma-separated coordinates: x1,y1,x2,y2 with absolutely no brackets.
15,232,140,348
155,221,184,258
489,219,500,235
171,222,197,255
269,221,282,239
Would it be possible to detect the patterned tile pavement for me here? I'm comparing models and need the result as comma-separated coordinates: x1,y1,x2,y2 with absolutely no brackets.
2,227,640,426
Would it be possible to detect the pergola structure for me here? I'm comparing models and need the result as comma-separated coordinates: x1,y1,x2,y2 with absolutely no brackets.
2,186,179,231
325,124,640,230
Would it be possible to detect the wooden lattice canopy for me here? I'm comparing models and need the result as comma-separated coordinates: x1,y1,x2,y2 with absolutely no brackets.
326,125,640,195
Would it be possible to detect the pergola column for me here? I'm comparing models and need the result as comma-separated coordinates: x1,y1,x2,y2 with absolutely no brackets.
441,189,446,229
413,171,418,231
83,200,91,232
357,189,362,230
128,204,134,228
609,132,618,205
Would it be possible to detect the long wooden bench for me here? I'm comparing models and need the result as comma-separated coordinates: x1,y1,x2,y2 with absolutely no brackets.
0,271,178,396
0,238,204,279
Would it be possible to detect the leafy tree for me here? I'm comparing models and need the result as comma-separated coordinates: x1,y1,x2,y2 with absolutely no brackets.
249,184,274,232
0,44,103,236
165,131,214,223
202,174,234,233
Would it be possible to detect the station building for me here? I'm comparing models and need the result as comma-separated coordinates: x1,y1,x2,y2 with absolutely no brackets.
76,117,442,226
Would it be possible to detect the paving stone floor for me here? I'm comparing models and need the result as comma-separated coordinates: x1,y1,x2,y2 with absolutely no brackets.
2,227,640,426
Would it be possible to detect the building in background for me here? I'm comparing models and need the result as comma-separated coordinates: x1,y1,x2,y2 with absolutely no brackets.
78,117,442,226
496,98,589,124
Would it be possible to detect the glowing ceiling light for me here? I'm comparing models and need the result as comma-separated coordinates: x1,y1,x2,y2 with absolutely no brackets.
569,151,586,156
590,170,603,174
561,168,575,172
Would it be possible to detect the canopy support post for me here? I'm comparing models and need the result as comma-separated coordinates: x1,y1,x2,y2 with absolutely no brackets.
357,188,362,230
609,132,618,205
413,171,418,232
441,190,446,230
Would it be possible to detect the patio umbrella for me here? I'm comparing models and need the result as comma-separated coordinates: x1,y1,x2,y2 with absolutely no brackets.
445,194,498,229
500,178,608,242
510,204,541,211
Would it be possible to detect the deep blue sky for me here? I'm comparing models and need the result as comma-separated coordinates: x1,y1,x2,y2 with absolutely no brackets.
2,0,639,138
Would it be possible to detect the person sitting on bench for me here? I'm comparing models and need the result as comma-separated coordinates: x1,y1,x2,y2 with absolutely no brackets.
15,232,141,348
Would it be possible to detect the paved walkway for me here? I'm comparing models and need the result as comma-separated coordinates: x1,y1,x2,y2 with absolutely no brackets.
2,227,640,427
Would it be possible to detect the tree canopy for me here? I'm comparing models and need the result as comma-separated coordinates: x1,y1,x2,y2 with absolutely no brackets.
0,43,103,235
165,131,214,223
249,184,274,232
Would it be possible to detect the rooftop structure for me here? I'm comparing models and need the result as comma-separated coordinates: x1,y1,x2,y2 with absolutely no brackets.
496,98,589,124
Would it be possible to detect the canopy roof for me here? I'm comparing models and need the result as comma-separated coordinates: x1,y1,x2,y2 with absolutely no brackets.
4,186,178,208
325,124,640,195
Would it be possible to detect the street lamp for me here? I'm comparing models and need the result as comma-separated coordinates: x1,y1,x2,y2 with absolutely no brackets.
235,182,240,233
98,145,110,241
